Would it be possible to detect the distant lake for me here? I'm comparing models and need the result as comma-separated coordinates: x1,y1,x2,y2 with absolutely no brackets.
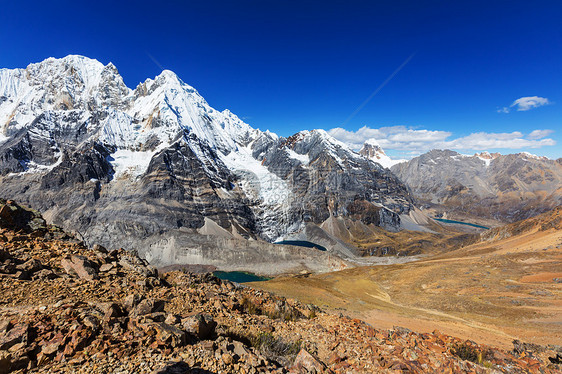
435,218,489,230
213,271,271,283
275,240,328,251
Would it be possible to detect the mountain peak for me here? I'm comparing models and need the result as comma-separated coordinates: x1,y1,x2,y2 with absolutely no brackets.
359,140,404,168
31,55,106,82
364,138,381,147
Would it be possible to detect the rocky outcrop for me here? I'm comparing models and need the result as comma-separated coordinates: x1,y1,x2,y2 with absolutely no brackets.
391,150,562,223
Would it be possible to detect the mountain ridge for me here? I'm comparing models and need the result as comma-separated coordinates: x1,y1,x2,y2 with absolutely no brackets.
391,149,562,225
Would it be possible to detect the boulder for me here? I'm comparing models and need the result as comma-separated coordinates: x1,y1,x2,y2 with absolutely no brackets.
123,294,143,312
0,324,29,350
182,314,216,340
154,323,186,347
119,253,157,278
61,255,98,280
292,349,326,373
130,299,164,317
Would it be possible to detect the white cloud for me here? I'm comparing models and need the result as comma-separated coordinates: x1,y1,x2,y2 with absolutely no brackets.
510,96,550,111
328,126,451,151
444,132,555,150
328,125,556,156
527,129,554,140
497,107,510,113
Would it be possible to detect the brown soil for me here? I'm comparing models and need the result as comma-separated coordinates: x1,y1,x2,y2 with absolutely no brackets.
252,207,562,350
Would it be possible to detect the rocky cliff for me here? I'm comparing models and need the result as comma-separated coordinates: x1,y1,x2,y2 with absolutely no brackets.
391,149,562,224
0,56,415,268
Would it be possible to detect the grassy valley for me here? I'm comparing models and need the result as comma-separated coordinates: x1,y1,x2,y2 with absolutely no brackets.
251,207,562,349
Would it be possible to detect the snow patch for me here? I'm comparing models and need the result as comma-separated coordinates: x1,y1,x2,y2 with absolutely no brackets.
477,156,491,167
7,151,63,176
109,149,156,178
285,148,310,164
364,138,381,147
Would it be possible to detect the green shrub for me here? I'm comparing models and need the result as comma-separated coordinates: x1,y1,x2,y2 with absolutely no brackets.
451,342,492,365
308,309,317,319
240,297,262,316
251,332,301,365
265,301,302,322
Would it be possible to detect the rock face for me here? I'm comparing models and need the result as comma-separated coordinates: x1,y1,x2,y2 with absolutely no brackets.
391,150,562,223
0,201,559,373
0,55,414,266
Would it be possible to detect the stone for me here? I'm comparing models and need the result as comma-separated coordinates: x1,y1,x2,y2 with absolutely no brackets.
123,293,143,312
164,314,179,325
99,263,114,272
233,341,251,357
182,314,216,340
0,351,11,374
13,270,29,280
16,258,42,273
153,323,186,347
119,254,156,278
92,244,108,254
201,341,215,351
32,269,57,280
0,324,29,350
82,315,99,330
102,303,124,323
222,353,234,365
292,349,325,373
130,299,164,317
0,320,11,334
41,340,61,355
61,255,98,280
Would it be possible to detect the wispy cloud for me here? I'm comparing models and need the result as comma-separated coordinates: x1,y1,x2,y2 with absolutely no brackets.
527,129,553,140
328,126,451,151
511,96,550,111
328,125,556,155
498,96,551,113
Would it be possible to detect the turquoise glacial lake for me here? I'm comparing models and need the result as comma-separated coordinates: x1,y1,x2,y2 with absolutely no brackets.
213,271,271,283
274,240,328,251
435,218,489,230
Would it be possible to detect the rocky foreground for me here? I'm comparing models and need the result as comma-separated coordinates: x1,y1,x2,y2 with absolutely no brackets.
0,200,561,373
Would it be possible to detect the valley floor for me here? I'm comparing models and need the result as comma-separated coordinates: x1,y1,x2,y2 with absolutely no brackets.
251,210,562,350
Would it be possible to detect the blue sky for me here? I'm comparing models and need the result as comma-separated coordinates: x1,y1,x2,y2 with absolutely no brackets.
1,0,560,159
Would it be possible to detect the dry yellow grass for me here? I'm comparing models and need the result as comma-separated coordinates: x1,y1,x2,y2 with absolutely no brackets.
251,208,562,349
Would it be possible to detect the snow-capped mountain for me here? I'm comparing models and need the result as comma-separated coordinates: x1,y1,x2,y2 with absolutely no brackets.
358,138,405,168
0,55,415,266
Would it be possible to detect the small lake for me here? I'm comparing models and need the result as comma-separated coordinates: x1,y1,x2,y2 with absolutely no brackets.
435,218,489,230
274,240,328,251
213,271,271,283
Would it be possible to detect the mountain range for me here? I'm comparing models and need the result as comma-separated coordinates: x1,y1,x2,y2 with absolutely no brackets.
0,55,417,272
391,149,562,225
